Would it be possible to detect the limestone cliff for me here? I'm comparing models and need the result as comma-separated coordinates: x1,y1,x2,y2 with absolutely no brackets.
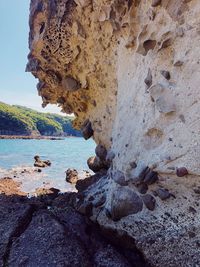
28,1,200,266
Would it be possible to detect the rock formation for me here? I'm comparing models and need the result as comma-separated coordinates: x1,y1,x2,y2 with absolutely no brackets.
28,0,200,266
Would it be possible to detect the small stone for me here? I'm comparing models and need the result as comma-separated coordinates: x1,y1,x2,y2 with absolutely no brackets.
112,171,128,186
34,155,51,168
111,187,143,221
176,167,188,177
156,188,170,200
65,168,79,184
95,144,107,161
82,119,93,140
137,183,148,194
143,171,158,185
142,194,156,211
160,70,171,80
151,0,161,7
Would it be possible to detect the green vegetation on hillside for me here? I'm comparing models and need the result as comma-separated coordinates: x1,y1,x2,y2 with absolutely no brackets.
0,102,81,137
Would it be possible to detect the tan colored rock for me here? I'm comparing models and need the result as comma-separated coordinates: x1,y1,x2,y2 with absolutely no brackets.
28,0,200,266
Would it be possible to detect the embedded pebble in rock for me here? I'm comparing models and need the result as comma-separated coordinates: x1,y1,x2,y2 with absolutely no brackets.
95,144,107,161
160,70,171,80
142,194,156,211
111,187,143,221
81,120,93,140
112,170,128,186
137,183,148,195
156,188,171,200
176,167,189,177
87,156,108,173
143,171,158,185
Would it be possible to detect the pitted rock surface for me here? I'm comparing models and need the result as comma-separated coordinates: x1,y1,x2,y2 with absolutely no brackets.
28,0,200,266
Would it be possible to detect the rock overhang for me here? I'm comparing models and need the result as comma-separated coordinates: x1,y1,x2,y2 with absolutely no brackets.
28,1,200,266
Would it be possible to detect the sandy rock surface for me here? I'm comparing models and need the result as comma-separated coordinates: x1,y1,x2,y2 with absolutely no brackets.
27,0,200,265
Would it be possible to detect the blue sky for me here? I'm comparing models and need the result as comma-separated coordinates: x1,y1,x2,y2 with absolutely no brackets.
0,1,62,114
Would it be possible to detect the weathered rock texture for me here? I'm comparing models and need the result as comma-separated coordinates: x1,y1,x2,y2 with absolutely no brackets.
28,0,200,266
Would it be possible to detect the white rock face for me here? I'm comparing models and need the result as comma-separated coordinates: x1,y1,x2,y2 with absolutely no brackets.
28,0,200,266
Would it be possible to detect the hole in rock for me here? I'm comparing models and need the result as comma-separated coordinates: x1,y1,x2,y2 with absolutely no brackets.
143,39,157,55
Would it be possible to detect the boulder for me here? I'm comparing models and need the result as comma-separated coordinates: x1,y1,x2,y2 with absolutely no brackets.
87,156,108,173
111,187,143,221
81,120,93,140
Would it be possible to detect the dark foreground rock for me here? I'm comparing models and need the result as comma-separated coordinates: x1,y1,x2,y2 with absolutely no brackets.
0,189,149,267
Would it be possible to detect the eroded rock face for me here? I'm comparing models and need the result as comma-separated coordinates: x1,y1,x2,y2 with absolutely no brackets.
28,0,200,266
27,0,118,147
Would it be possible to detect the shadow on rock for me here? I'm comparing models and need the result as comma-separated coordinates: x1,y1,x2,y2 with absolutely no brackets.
0,189,151,267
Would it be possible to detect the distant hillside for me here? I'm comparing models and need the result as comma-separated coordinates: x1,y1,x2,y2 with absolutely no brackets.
0,102,81,137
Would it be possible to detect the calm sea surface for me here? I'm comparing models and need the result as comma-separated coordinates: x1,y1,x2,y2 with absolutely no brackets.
0,138,95,191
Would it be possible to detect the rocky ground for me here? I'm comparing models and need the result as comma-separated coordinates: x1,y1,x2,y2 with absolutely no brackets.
0,176,150,267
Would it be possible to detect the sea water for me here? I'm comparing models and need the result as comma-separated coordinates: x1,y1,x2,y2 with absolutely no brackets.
0,138,96,192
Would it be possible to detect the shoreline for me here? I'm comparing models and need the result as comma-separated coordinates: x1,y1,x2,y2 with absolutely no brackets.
0,135,82,140
0,165,91,195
